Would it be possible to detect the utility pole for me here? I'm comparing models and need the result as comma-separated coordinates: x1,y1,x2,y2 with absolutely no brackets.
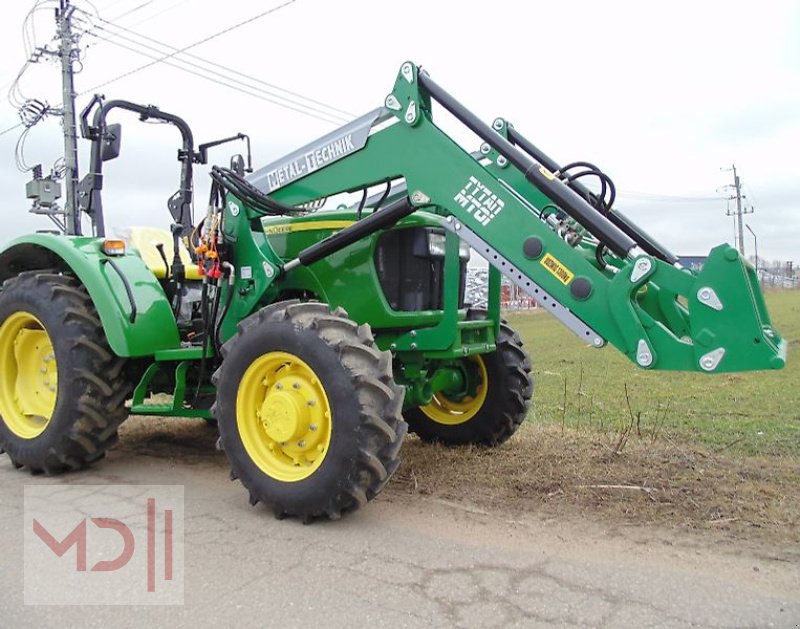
56,0,80,235
722,164,753,256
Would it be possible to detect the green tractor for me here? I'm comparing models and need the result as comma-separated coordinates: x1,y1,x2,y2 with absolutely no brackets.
0,63,786,521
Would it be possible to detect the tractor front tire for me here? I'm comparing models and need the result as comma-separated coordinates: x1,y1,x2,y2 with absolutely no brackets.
212,301,407,521
0,271,130,473
404,313,533,446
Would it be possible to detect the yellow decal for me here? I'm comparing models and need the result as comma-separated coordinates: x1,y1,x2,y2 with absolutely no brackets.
264,220,354,235
540,253,574,285
263,224,292,235
538,166,556,181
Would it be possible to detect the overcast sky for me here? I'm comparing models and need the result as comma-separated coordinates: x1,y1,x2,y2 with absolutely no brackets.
1,0,797,263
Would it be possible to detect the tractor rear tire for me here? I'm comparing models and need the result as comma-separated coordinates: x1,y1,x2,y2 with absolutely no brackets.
404,312,533,446
0,271,130,473
212,301,407,521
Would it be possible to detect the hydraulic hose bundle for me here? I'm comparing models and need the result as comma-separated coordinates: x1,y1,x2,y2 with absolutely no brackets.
555,161,617,214
533,161,618,254
208,166,307,217
551,161,618,267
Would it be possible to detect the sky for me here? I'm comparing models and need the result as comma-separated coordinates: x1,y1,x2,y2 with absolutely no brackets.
0,0,797,265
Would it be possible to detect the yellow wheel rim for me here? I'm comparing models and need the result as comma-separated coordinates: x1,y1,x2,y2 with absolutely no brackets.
236,351,332,482
420,356,488,426
0,312,58,439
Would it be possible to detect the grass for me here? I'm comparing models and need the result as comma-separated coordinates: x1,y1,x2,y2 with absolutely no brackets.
390,292,800,548
505,290,800,458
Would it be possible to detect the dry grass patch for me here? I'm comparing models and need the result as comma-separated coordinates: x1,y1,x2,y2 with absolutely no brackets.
388,423,800,554
114,412,799,555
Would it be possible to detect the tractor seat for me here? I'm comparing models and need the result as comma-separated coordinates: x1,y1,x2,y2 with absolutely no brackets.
123,227,203,281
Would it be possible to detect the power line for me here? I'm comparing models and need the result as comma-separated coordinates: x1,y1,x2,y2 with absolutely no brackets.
15,125,36,171
622,195,722,201
3,0,61,180
78,0,298,95
0,122,25,137
617,190,724,202
81,21,350,124
106,0,193,31
87,34,346,125
8,0,352,135
22,1,55,57
89,15,354,119
104,0,156,22
78,0,186,34
9,2,55,107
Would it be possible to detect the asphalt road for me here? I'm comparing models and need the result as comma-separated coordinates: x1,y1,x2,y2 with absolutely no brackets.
1,427,798,628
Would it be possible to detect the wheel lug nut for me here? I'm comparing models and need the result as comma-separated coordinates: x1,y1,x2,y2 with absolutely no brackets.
40,367,47,374
275,383,283,389
309,424,317,431
297,440,305,448
292,382,301,390
307,400,316,407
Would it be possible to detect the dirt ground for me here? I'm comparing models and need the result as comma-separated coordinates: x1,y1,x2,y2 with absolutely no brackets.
6,415,797,627
118,416,800,561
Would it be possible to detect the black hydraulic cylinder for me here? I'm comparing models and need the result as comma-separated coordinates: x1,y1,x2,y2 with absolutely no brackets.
506,126,679,265
289,197,415,269
605,211,678,265
417,72,637,259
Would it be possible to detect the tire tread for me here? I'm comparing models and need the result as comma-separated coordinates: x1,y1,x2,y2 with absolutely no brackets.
0,271,130,474
213,300,406,521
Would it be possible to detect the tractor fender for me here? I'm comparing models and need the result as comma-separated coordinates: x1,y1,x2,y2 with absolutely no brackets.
0,234,180,357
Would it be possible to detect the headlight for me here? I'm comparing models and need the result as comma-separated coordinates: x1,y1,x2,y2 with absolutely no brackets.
414,228,471,260
427,232,447,257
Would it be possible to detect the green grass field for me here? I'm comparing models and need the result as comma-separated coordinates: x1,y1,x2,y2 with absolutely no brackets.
506,291,800,458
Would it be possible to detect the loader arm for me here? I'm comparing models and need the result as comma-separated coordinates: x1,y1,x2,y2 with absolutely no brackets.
235,61,785,373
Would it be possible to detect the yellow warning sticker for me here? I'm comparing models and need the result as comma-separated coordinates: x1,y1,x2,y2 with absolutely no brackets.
540,253,574,285
263,224,293,235
264,220,354,235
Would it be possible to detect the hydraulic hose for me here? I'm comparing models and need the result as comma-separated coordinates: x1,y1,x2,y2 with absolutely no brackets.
210,166,307,217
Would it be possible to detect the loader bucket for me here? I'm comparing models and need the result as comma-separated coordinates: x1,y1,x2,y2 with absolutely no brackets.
688,244,786,373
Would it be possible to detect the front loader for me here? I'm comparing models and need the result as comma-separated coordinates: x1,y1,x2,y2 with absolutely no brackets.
0,62,786,521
